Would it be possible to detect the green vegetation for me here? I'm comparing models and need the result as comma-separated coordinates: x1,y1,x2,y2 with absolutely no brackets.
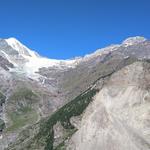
54,141,65,150
7,88,98,150
32,88,98,150
54,128,77,150
0,92,6,131
7,107,38,132
10,88,39,105
0,119,5,130
7,88,39,132
0,91,6,106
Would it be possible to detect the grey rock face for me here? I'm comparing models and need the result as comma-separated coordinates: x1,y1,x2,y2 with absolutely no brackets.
67,62,150,150
0,56,14,70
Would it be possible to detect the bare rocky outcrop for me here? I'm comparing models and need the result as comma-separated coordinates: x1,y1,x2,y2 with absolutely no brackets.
67,62,150,150
53,122,66,148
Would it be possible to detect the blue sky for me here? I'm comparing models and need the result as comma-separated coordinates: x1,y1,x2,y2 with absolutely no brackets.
0,0,150,59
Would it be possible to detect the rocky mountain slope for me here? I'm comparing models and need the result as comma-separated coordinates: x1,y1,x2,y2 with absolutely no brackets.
0,36,149,150
68,61,150,150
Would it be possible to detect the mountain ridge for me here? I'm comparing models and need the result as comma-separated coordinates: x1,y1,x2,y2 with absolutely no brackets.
0,36,148,80
0,36,149,150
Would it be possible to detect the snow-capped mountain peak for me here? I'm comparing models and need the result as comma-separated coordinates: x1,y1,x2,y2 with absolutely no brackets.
2,38,80,80
0,36,148,81
5,37,38,58
122,36,146,46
